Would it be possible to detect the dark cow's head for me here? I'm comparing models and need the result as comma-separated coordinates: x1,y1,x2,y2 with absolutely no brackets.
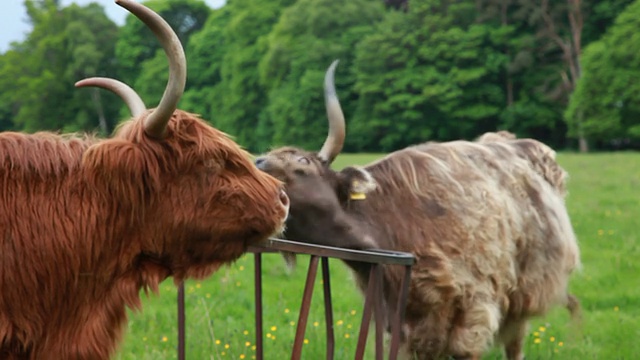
77,0,290,280
255,61,377,251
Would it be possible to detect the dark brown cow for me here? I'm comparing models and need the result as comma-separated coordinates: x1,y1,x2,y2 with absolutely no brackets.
0,1,289,359
254,61,581,360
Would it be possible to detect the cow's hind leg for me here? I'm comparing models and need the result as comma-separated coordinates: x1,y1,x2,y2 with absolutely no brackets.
502,318,528,360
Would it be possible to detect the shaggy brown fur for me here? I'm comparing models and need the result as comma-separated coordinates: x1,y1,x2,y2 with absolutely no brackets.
0,110,288,359
256,139,580,360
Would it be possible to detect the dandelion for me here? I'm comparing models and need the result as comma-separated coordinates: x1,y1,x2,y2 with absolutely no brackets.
597,229,604,236
345,333,350,339
245,341,251,347
534,338,541,344
251,345,256,351
313,322,319,327
225,344,230,349
221,352,226,356
236,281,241,287
558,342,564,347
243,330,249,335
304,339,309,344
240,355,245,359
614,306,619,312
206,293,211,299
143,336,148,342
284,308,290,314
270,326,277,331
161,336,168,342
290,321,295,326
271,335,276,340
266,333,272,338
347,324,352,329
538,326,546,332
215,340,221,345
239,265,245,271
336,320,344,326
196,283,201,289
550,337,555,342
350,310,357,316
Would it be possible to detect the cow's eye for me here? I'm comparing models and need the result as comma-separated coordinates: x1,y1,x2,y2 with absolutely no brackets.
296,156,310,165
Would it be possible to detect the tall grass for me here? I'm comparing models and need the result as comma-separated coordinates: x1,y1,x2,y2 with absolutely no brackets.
115,152,640,359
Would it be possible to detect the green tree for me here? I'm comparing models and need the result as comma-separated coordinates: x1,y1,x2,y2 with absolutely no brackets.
351,0,507,151
259,0,385,152
206,0,296,152
565,0,640,145
0,0,119,134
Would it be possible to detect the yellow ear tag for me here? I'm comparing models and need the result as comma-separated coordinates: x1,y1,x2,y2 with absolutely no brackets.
350,192,366,200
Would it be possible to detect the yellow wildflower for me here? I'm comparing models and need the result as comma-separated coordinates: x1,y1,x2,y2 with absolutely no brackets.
245,341,251,347
336,320,344,326
313,322,319,327
290,321,295,326
215,340,221,345
225,344,230,349
270,326,277,331
196,283,201,289
614,306,619,312
266,333,271,338
161,336,168,342
240,355,245,359
558,342,564,347
350,310,357,315
304,339,309,344
550,337,555,342
239,265,245,271
243,330,249,335
538,326,546,332
345,334,350,339
534,338,541,344
284,308,290,314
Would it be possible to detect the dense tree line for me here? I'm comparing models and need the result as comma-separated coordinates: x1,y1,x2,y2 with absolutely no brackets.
0,0,637,152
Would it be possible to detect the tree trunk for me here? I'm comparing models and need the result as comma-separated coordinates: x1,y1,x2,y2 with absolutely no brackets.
90,88,109,135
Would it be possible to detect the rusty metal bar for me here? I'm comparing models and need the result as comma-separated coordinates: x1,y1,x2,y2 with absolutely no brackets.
177,282,185,360
254,253,264,360
321,257,335,360
354,265,377,360
373,265,384,360
291,255,320,360
176,238,415,359
248,238,414,266
388,264,412,360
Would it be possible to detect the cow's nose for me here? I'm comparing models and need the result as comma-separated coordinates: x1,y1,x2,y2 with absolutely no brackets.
255,157,266,169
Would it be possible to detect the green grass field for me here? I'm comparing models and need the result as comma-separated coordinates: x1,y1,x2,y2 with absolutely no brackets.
115,152,640,359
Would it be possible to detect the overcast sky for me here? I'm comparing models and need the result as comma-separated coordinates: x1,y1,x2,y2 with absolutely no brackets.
0,0,226,53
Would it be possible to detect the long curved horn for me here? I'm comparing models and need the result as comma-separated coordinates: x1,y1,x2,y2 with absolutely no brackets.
116,0,186,139
318,59,346,164
75,77,146,117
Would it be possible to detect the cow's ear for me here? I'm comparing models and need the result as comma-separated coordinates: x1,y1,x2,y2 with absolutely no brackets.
338,166,376,201
82,139,160,206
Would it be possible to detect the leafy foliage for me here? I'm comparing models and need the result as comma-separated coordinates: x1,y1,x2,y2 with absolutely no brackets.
0,0,636,150
566,0,640,146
